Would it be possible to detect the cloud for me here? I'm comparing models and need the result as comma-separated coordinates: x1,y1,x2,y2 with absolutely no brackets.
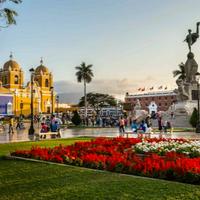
54,76,176,103
54,76,161,95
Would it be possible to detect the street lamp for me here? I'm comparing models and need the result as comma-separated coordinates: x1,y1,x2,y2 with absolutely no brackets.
28,68,35,135
20,100,23,117
196,73,200,133
50,86,54,116
56,95,59,117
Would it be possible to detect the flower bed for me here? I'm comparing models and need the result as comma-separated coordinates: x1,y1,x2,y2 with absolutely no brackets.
133,139,200,157
11,137,200,184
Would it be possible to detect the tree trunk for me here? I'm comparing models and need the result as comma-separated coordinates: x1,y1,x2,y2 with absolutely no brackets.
84,79,87,125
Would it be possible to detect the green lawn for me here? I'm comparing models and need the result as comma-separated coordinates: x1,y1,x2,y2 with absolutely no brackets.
0,138,200,200
0,137,92,157
1,159,200,200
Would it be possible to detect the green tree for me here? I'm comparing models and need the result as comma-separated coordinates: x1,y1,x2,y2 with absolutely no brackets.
75,62,94,124
0,0,22,28
190,108,198,128
172,62,186,81
71,111,81,126
78,92,117,114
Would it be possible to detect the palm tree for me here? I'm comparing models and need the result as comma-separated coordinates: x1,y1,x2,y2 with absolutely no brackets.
0,0,22,28
75,62,94,125
173,62,186,81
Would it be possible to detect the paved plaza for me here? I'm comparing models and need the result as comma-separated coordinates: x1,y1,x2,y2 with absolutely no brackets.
0,123,200,143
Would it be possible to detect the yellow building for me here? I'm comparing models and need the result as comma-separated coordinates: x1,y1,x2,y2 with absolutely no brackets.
0,54,55,116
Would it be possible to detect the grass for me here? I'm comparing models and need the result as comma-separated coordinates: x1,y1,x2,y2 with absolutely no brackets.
0,159,200,200
0,137,200,199
0,137,92,157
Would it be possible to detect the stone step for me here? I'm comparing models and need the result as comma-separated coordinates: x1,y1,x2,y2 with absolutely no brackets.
151,115,191,128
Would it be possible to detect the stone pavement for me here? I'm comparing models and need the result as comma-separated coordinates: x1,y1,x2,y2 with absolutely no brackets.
1,127,200,144
151,115,191,128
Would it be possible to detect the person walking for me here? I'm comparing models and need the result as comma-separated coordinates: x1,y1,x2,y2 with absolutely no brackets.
158,116,163,138
8,117,14,134
119,116,125,136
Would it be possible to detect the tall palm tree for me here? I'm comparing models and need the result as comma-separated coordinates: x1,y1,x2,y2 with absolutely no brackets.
75,62,94,125
173,62,186,81
0,0,22,28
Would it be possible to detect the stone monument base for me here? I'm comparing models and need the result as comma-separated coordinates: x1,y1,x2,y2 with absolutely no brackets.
134,110,148,122
174,100,197,116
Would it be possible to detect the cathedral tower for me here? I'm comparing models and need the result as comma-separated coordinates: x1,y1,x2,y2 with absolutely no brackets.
0,53,24,89
34,58,53,90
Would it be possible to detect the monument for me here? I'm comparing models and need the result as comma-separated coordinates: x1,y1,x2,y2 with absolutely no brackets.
133,99,148,122
173,22,200,117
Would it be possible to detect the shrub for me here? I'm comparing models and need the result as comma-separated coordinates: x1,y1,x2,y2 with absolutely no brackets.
190,108,198,128
71,111,81,126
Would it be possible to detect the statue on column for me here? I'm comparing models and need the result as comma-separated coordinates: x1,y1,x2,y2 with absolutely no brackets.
174,22,200,102
184,22,200,52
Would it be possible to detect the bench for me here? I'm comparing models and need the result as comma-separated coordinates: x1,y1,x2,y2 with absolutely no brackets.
35,130,62,140
124,131,137,138
124,130,155,138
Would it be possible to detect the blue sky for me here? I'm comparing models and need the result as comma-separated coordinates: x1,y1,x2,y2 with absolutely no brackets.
1,0,200,99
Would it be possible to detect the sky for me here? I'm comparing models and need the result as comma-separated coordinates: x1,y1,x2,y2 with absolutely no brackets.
1,0,200,101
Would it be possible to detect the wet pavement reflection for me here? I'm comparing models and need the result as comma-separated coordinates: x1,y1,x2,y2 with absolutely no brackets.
0,123,200,143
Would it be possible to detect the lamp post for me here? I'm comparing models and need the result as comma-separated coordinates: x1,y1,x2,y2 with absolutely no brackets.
56,95,59,117
196,73,200,133
28,68,35,135
20,100,23,117
50,86,54,116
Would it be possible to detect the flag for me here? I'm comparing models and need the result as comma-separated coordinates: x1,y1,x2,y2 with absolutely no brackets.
165,86,167,90
150,87,154,90
158,86,163,90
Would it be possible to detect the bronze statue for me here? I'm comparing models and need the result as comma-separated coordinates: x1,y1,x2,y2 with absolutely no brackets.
184,52,198,83
184,22,200,52
176,79,189,101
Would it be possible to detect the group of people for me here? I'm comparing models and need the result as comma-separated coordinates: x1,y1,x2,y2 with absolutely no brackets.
40,115,62,133
118,114,173,138
158,116,173,134
118,116,152,135
6,114,63,134
8,117,25,134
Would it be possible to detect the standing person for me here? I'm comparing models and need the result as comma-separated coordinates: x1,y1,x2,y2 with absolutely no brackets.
167,120,173,134
158,116,163,138
119,116,125,135
16,118,20,130
8,117,14,134
145,116,153,137
138,120,148,138
170,112,174,119
163,120,168,133
45,116,51,131
131,120,138,133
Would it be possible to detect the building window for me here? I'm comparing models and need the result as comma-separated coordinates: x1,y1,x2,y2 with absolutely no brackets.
3,76,7,85
165,97,167,100
45,79,49,87
159,103,161,106
152,97,154,100
14,75,19,84
171,96,174,99
165,103,168,106
159,97,161,100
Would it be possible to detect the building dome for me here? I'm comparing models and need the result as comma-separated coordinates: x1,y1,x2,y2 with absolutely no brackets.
3,60,20,71
35,65,49,73
35,58,49,74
